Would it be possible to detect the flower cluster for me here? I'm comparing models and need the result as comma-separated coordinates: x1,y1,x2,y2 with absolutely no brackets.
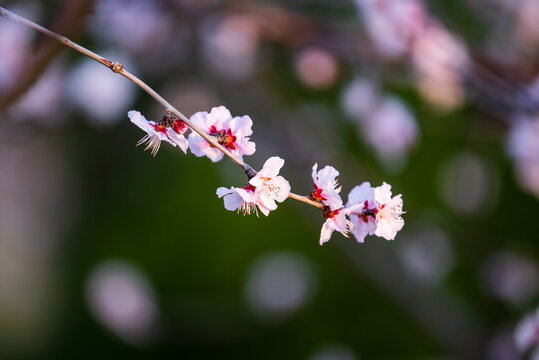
129,106,255,160
311,165,405,245
129,106,404,245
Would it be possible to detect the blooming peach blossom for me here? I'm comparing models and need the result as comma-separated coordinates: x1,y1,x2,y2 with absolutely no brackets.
188,106,255,162
311,164,343,211
128,110,188,156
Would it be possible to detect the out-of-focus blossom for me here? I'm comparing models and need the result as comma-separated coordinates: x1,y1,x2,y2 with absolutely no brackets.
346,182,377,243
507,115,539,198
295,48,339,90
507,115,539,162
311,164,343,211
249,156,291,215
340,77,380,119
353,0,427,58
514,308,539,354
353,0,468,110
67,55,136,126
439,151,496,216
411,24,469,110
516,0,539,47
373,182,405,240
86,260,159,346
201,14,261,80
188,106,255,162
397,225,454,286
89,0,173,54
342,79,419,168
244,252,316,321
361,96,419,165
216,184,264,216
482,252,539,305
129,111,188,156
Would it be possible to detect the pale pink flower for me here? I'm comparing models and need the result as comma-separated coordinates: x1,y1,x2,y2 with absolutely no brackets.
346,182,377,243
216,184,268,216
311,164,343,211
188,106,255,162
248,157,291,215
319,204,362,245
374,182,405,240
128,110,188,156
514,308,539,353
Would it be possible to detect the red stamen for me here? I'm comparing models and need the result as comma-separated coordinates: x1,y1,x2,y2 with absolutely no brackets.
172,120,187,134
153,124,167,134
243,184,256,192
311,184,327,202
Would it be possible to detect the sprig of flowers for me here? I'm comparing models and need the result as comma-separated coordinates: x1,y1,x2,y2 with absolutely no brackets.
0,6,406,245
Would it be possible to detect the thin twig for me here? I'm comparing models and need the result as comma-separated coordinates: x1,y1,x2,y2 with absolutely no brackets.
0,6,322,210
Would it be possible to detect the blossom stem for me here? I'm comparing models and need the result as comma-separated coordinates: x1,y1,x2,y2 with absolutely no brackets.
288,192,324,209
0,6,321,210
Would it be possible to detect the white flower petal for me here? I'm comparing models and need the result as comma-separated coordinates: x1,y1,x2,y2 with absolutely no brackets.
319,219,335,245
347,182,374,208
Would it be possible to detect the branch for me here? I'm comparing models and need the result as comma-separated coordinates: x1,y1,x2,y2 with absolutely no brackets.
0,6,323,210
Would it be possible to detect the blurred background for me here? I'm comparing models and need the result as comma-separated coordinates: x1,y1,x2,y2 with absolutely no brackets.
0,0,538,359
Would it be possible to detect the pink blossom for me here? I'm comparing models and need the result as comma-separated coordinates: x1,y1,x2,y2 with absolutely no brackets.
217,157,290,216
346,182,377,243
216,184,267,216
128,110,188,156
346,182,405,242
248,157,291,215
319,204,362,245
311,164,343,211
188,106,256,162
374,182,405,240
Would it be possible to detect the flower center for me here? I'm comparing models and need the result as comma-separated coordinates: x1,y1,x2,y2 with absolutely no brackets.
171,119,187,134
209,126,237,150
243,184,256,192
153,124,167,134
310,184,327,202
323,206,340,219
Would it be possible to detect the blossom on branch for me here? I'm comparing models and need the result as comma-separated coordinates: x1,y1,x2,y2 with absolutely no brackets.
320,180,405,245
319,205,361,245
217,156,290,216
188,106,255,162
128,110,188,156
248,156,291,215
311,164,343,211
216,185,265,216
373,182,405,240
346,182,377,243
